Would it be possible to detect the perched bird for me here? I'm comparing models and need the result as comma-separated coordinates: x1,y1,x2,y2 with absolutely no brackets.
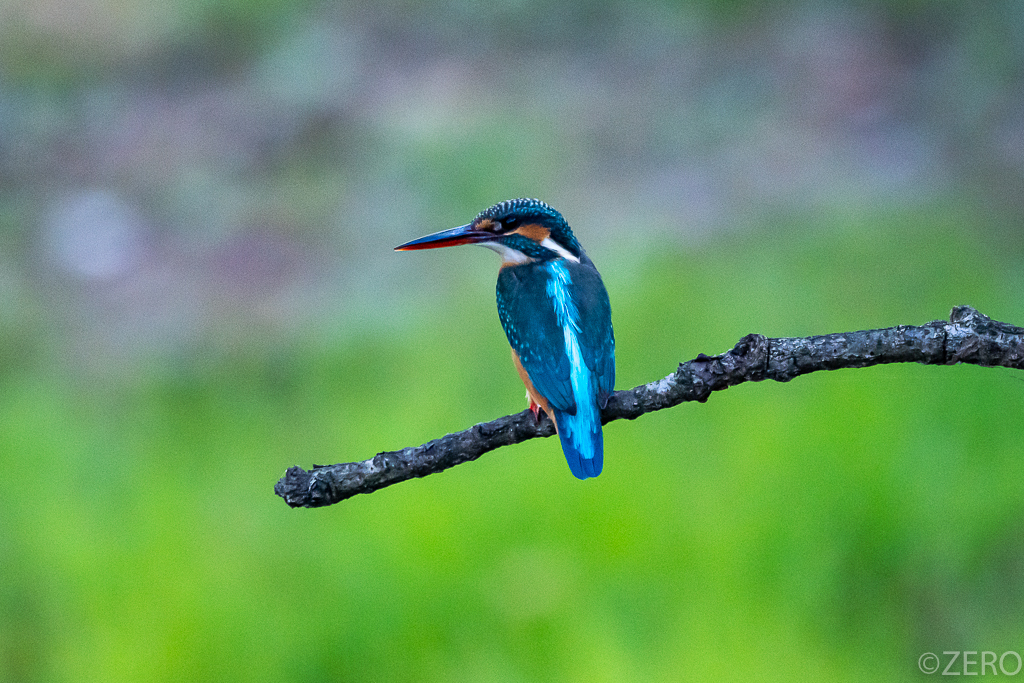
395,199,615,479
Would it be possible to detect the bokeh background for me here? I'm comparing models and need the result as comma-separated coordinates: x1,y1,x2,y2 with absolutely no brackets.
2,0,1024,680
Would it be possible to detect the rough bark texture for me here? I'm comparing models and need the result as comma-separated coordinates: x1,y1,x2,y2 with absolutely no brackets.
275,306,1024,508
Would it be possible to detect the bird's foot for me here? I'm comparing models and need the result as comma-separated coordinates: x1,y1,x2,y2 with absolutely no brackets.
529,400,544,422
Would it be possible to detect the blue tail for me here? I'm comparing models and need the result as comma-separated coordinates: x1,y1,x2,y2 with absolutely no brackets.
552,407,604,479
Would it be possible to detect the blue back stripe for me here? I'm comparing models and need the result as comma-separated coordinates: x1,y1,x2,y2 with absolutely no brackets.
546,262,600,463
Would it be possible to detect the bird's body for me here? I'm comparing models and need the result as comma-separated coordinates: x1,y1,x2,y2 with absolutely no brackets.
396,199,614,479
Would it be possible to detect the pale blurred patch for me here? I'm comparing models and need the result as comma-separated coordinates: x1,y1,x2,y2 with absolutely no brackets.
1,0,182,59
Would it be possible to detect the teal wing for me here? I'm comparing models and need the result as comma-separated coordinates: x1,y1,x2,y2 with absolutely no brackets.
497,263,576,413
572,255,615,406
496,259,614,412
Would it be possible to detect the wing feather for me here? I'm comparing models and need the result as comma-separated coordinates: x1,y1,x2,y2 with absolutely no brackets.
496,259,614,415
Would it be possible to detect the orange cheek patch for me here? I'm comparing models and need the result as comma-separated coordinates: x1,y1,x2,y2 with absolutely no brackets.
475,218,495,232
512,223,551,243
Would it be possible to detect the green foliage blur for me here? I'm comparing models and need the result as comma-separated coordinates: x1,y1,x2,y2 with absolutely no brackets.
1,0,1024,681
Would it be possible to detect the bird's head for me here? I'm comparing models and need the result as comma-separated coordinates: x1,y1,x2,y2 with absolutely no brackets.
395,198,582,264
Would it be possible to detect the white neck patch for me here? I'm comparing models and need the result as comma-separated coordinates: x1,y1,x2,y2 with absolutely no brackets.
541,237,580,263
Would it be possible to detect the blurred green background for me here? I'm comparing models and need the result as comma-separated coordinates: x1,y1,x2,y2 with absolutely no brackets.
2,0,1024,681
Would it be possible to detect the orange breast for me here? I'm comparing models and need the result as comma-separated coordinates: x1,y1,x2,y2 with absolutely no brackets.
510,347,555,426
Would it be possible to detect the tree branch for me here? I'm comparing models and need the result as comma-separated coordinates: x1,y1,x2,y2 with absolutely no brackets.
275,306,1024,508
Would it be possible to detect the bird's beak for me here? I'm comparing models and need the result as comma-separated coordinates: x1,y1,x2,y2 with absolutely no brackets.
395,224,494,251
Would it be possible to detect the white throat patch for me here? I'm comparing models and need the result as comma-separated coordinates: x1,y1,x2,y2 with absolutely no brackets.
478,241,533,264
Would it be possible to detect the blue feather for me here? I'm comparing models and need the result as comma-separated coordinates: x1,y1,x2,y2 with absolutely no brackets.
552,408,603,479
495,252,614,480
545,261,603,478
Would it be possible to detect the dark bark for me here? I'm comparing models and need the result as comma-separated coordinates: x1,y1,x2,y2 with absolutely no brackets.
275,306,1024,508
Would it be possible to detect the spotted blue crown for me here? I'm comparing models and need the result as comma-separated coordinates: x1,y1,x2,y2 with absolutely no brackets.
474,198,583,259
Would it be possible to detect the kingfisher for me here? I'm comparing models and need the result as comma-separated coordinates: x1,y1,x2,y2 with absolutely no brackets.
395,199,615,479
